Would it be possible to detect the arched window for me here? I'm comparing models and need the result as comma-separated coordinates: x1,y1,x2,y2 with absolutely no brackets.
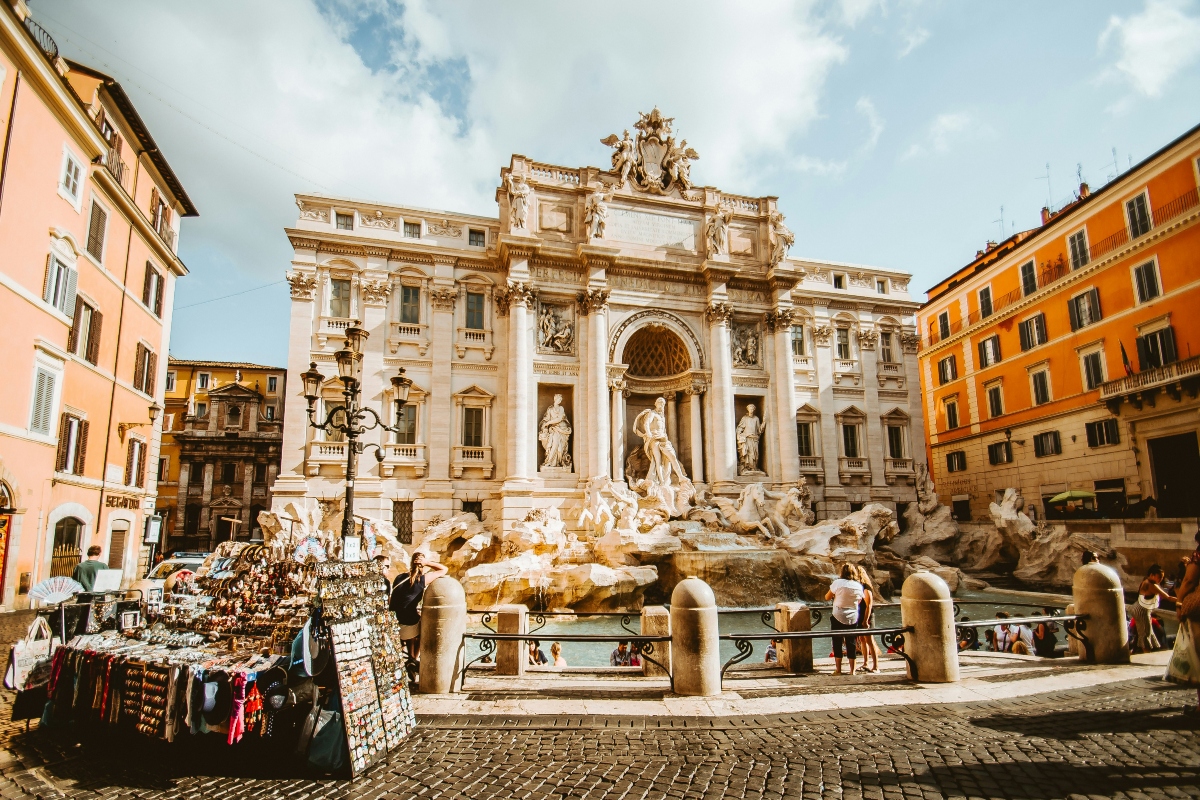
51,517,84,577
0,482,13,512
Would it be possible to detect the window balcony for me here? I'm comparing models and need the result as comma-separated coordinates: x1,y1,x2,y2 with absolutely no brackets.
1101,353,1200,413
317,316,355,347
452,445,494,479
387,321,430,355
876,361,905,388
833,359,861,386
104,148,128,190
797,455,824,483
456,327,495,360
838,456,871,484
306,440,348,476
382,443,427,478
154,218,176,251
884,457,915,485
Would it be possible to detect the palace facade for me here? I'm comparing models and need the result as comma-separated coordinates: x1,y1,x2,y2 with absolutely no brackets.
273,111,925,537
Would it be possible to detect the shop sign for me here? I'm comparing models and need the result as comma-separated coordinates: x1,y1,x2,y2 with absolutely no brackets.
105,495,140,510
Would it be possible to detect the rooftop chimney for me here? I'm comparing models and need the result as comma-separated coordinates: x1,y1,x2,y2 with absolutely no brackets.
1079,182,1090,199
1041,207,1052,225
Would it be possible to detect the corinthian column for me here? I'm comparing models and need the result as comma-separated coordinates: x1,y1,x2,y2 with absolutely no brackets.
581,289,611,479
506,281,536,480
610,374,627,482
706,302,736,484
687,387,705,483
769,308,801,484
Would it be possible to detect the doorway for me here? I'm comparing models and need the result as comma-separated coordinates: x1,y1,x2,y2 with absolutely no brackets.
1149,432,1200,517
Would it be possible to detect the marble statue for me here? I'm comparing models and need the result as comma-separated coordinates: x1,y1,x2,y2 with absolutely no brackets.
732,325,760,368
538,394,572,470
584,189,612,239
663,137,699,193
736,404,765,475
602,109,700,196
705,206,731,256
769,211,794,266
537,304,574,354
600,129,637,187
632,397,694,517
506,173,531,230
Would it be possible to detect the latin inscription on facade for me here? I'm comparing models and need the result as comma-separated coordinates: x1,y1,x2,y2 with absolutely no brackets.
610,274,706,297
607,207,698,251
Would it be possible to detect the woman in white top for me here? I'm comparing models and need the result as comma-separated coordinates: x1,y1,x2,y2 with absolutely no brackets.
1134,564,1173,652
825,563,865,675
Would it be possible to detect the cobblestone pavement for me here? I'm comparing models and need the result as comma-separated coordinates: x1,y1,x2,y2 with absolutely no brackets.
0,615,1197,799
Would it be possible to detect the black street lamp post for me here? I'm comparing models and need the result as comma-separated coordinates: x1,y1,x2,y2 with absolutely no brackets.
300,322,413,555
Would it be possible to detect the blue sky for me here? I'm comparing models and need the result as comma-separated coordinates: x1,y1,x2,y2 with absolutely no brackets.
37,0,1200,366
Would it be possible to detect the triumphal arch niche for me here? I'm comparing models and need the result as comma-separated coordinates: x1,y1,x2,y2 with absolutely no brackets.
278,107,924,538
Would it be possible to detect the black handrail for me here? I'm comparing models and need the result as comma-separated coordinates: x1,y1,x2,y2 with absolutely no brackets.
473,610,641,637
719,626,916,684
458,632,673,692
954,613,1090,660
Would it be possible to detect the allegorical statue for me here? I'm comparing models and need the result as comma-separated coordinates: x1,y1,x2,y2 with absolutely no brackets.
538,394,572,470
705,206,731,256
736,404,766,475
769,210,794,266
600,129,637,187
537,304,574,354
506,173,531,230
632,397,694,517
584,189,612,239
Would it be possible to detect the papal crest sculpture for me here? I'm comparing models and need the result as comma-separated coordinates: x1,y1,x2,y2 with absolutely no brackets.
601,107,700,197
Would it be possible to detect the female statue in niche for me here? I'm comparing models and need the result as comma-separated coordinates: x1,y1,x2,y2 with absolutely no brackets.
538,394,572,470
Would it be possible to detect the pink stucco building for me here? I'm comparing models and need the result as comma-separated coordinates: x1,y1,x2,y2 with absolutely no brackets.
0,1,196,608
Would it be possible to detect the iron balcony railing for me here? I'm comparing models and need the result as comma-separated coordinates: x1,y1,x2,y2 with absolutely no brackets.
923,185,1200,348
23,16,59,62
1098,353,1200,399
104,148,127,188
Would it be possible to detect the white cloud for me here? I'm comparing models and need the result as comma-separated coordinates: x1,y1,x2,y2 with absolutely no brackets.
1099,0,1200,97
790,155,849,176
898,27,930,57
902,111,980,159
838,0,885,27
856,97,884,151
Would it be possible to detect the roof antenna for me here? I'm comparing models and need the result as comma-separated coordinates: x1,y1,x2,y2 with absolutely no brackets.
994,205,1006,240
1036,163,1052,211
1108,147,1119,181
1076,162,1083,193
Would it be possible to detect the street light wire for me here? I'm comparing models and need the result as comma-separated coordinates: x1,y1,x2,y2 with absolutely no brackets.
175,280,286,311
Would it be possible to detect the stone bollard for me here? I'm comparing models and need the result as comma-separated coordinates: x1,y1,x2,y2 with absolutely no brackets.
670,577,721,696
774,602,813,673
899,571,960,683
495,604,528,676
418,576,467,694
1063,603,1079,657
640,605,671,677
1072,563,1129,664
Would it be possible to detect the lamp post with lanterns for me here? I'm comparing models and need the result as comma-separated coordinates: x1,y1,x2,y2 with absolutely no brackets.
300,322,413,556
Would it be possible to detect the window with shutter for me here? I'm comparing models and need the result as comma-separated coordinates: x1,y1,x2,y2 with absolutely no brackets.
979,287,993,318
85,310,102,365
87,202,107,261
986,385,1004,417
43,256,77,316
1082,351,1105,389
1032,371,1050,405
55,414,71,472
142,265,152,306
75,419,88,475
133,344,146,392
1068,231,1089,270
145,351,157,394
938,311,950,340
1020,260,1037,295
68,302,83,354
135,442,146,488
944,400,959,430
30,368,56,435
125,439,136,485
1137,327,1177,370
1133,261,1160,303
1126,193,1151,237
1019,316,1048,351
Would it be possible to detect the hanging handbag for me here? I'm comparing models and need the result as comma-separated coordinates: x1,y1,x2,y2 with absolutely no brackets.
4,617,55,690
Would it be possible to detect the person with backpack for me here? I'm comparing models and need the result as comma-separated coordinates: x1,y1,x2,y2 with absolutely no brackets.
388,551,448,666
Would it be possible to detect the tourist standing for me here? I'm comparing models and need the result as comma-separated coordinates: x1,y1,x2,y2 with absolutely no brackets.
550,642,567,667
764,639,778,664
1032,609,1060,658
388,552,448,665
1133,565,1174,652
825,564,863,675
610,641,632,666
1167,531,1200,713
72,546,105,592
854,565,880,673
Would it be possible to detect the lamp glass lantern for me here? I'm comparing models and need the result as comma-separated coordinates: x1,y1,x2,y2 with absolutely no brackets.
301,362,325,407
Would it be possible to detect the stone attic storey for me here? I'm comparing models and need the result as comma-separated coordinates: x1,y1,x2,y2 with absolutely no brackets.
272,108,927,605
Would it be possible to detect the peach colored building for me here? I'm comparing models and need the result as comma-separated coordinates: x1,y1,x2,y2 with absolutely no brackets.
0,2,196,608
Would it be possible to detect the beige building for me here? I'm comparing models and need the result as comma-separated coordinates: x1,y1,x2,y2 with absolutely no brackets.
273,111,926,537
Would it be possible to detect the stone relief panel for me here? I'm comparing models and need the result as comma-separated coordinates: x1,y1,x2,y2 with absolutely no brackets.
296,199,328,222
729,226,757,257
360,210,397,230
538,201,574,234
427,219,462,237
536,301,576,355
731,322,763,368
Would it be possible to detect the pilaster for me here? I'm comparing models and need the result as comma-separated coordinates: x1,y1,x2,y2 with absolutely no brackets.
705,301,736,487
275,269,319,499
767,306,800,484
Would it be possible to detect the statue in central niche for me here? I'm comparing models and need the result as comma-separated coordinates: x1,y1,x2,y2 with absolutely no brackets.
632,397,694,517
538,394,572,470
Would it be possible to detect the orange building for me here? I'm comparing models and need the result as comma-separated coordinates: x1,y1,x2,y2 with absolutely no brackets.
917,123,1200,523
0,3,196,607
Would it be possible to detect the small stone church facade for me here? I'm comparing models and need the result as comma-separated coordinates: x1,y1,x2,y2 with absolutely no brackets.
273,110,926,537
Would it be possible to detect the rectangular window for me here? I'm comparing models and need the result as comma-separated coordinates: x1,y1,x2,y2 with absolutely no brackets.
404,221,421,238
790,325,805,357
886,425,905,459
335,212,353,230
944,399,959,430
267,376,278,393
1085,418,1121,448
1018,313,1048,351
265,404,276,420
142,264,163,317
987,441,1013,465
164,371,176,392
876,279,888,294
796,422,814,457
87,201,107,261
195,401,208,417
1020,260,1037,296
157,457,169,482
937,311,951,340
987,384,1004,418
30,368,57,435
1126,193,1151,238
879,332,894,363
835,328,851,360
55,413,87,475
842,424,860,458
468,229,486,247
395,404,417,445
43,256,77,317
1133,261,1160,303
400,286,421,324
465,291,485,330
60,151,82,202
254,462,267,483
462,407,484,447
833,274,845,290
946,451,967,473
937,355,958,385
978,287,993,319
329,278,351,318
1032,370,1051,405
125,439,146,488
1136,326,1177,370
1033,431,1062,458
69,301,95,359
133,343,157,395
1082,351,1105,390
1068,230,1089,270
220,462,236,484
978,335,1001,368
1068,288,1102,330
197,372,210,390
392,500,414,545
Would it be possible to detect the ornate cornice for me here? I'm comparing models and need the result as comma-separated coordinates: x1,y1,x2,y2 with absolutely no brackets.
899,332,922,354
429,288,456,311
360,279,390,305
704,302,733,326
764,307,795,332
812,325,833,346
858,328,878,350
577,288,610,315
288,236,322,252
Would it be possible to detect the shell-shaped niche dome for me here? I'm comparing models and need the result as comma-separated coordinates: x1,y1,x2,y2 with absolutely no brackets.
623,325,691,378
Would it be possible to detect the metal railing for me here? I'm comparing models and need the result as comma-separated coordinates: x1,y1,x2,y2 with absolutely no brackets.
23,16,59,62
104,149,127,188
954,613,1090,660
1099,353,1200,399
459,632,671,691
719,626,916,684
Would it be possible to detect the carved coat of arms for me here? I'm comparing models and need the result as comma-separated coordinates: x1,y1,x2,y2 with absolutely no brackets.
601,108,699,197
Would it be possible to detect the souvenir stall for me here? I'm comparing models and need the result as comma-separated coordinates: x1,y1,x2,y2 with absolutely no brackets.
11,522,417,778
